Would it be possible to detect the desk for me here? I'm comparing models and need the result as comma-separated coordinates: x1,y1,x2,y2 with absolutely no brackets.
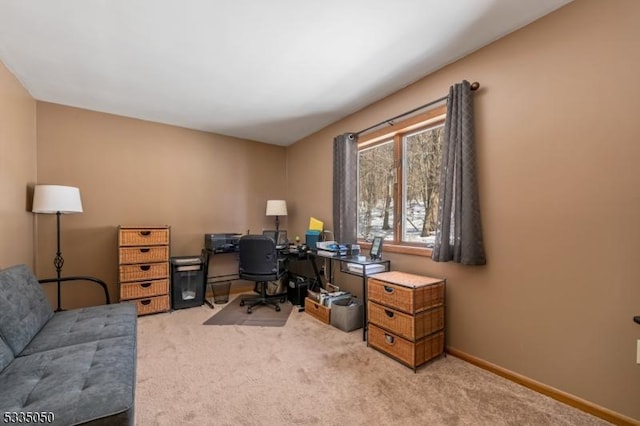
204,246,289,308
203,248,239,308
309,251,390,341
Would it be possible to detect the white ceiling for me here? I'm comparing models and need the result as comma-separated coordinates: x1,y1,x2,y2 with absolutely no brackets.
0,0,571,146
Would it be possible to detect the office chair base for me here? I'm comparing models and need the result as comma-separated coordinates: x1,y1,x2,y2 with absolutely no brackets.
239,296,281,314
239,280,284,313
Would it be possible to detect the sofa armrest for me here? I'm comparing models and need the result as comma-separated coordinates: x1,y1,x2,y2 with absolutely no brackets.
38,276,111,305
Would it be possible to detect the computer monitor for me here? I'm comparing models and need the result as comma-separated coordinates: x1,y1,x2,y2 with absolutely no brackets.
262,230,288,248
263,230,277,243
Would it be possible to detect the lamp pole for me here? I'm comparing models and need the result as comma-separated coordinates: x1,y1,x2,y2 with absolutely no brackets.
53,211,65,311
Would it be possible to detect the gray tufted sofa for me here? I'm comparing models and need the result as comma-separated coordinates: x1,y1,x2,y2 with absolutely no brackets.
0,264,137,426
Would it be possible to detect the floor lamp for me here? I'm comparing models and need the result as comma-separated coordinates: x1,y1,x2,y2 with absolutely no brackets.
32,185,83,312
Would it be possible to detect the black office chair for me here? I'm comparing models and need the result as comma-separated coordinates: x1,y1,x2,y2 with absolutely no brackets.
238,234,287,314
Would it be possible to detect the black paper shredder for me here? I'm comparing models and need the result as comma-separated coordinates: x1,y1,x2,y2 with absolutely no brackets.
170,256,205,309
287,274,309,307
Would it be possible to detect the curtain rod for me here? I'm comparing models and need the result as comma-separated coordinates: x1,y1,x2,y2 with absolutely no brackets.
354,81,480,137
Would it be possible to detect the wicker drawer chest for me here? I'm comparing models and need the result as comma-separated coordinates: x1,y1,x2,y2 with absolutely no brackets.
367,271,445,371
118,225,170,315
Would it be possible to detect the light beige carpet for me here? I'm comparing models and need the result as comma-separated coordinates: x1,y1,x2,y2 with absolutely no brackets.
135,295,610,426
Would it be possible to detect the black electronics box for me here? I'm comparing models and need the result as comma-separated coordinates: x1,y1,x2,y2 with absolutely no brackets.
288,275,309,307
204,233,241,253
170,256,205,310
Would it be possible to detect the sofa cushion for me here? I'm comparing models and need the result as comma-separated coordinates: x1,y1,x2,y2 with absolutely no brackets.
0,335,136,426
20,303,137,356
0,265,54,355
0,337,13,373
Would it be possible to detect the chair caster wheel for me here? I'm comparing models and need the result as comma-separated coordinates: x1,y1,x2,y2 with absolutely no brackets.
275,306,281,312
280,297,286,303
247,308,252,314
240,300,245,306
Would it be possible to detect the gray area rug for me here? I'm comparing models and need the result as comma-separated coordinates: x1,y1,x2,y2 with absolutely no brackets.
203,296,293,327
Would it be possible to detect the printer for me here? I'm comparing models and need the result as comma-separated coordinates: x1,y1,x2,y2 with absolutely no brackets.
204,233,241,253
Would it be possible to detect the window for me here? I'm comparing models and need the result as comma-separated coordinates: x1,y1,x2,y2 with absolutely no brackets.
357,106,446,251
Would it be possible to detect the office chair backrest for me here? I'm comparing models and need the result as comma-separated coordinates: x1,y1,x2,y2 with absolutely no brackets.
238,235,278,277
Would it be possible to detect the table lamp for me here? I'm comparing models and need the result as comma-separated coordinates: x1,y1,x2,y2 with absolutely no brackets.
32,185,83,311
266,200,287,231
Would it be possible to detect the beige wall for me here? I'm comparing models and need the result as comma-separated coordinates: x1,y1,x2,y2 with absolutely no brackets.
35,103,287,308
0,61,37,269
286,0,640,421
2,0,637,420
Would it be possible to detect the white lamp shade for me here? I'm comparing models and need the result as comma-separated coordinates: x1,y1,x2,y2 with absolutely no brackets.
32,185,83,214
265,200,287,216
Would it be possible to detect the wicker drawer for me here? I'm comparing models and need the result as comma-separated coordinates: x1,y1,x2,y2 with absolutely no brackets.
119,227,169,247
120,279,169,301
126,294,170,316
119,262,169,283
305,297,330,324
119,246,169,265
368,302,444,341
368,274,444,314
368,324,444,370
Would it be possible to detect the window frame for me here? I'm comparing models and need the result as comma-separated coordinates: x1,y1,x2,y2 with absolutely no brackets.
357,105,447,257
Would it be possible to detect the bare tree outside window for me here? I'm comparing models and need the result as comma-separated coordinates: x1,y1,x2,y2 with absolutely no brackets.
403,125,444,247
357,140,394,241
356,106,445,249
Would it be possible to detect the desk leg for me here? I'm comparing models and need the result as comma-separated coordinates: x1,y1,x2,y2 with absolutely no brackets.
204,280,215,309
204,250,239,308
362,271,368,342
308,254,324,291
203,251,214,309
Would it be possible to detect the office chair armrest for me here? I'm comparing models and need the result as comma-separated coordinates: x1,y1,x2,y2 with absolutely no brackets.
39,276,111,305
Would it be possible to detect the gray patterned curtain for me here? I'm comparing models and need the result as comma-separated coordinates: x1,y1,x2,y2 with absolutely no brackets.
432,80,486,265
333,133,358,244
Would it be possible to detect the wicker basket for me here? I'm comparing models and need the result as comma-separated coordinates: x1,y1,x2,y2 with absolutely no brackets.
119,246,169,265
304,297,330,324
119,263,169,283
368,278,444,314
128,294,170,315
368,324,444,370
120,279,169,300
119,227,169,247
367,302,444,341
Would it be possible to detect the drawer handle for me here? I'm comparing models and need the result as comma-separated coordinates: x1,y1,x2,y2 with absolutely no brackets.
140,265,151,271
383,285,394,294
140,248,151,253
384,333,395,345
139,231,151,236
140,299,151,305
140,282,152,288
384,309,395,318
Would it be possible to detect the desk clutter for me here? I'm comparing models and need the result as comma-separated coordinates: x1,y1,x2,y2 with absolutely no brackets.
315,241,361,257
304,284,364,332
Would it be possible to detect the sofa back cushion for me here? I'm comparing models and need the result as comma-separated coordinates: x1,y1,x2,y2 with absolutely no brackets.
0,337,13,373
0,264,54,355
